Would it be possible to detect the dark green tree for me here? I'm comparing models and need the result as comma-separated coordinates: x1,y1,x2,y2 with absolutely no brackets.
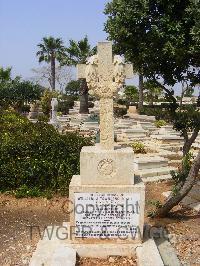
0,67,12,82
104,0,200,103
104,0,200,217
124,85,139,102
62,36,96,114
105,0,200,152
143,80,163,104
184,87,194,97
36,36,66,91
65,80,80,96
171,106,200,156
0,69,43,112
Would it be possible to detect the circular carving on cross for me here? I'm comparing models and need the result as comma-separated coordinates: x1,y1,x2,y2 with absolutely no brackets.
97,159,115,176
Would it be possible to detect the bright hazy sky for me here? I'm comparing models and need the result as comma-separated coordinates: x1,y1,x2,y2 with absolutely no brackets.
1,0,198,94
0,0,110,79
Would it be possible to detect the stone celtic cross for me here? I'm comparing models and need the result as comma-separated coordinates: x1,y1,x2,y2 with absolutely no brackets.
77,42,133,150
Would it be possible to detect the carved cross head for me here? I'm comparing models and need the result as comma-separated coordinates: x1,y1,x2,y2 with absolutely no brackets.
77,42,133,99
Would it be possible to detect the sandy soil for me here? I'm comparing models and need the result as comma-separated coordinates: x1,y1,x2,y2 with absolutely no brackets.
0,181,199,266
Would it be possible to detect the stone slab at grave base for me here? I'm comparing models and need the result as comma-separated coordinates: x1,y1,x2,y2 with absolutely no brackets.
133,155,168,171
125,113,156,122
29,225,166,266
29,224,141,264
29,225,140,263
151,135,184,144
135,166,175,183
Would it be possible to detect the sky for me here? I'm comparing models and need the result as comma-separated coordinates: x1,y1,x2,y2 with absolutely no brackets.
0,0,198,94
0,0,141,87
0,0,110,78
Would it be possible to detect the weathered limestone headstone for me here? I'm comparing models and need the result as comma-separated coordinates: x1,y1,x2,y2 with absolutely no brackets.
128,106,138,114
28,100,43,120
49,98,59,127
69,42,145,250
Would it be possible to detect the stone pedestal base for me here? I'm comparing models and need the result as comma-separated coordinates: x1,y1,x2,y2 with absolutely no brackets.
80,145,135,185
69,175,145,244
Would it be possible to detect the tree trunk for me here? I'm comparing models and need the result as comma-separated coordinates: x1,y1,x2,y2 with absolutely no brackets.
180,81,184,108
79,78,89,114
153,78,177,107
51,55,56,91
153,150,200,218
183,129,199,156
138,74,144,112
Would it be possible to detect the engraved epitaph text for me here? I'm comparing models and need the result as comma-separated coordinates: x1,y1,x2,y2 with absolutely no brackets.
74,192,140,239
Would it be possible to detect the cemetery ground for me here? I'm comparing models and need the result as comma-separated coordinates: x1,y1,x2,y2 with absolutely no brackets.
0,181,199,266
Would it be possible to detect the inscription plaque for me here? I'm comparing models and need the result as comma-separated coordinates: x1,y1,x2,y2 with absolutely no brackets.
74,192,140,239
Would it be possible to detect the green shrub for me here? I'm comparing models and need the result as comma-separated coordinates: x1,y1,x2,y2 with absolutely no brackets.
170,153,193,190
57,112,62,117
0,111,92,195
57,98,75,115
117,99,128,105
40,90,59,115
131,142,146,154
21,105,30,113
139,105,169,120
154,120,167,128
38,114,49,122
15,185,42,198
114,106,127,117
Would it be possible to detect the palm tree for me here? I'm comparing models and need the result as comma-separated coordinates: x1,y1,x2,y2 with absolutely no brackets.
62,36,96,114
36,36,66,91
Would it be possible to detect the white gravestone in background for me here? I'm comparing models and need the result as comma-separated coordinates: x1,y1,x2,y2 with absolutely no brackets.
50,98,59,126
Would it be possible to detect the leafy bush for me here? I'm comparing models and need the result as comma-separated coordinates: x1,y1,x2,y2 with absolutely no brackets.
131,142,146,154
15,185,42,198
0,78,43,112
170,153,193,186
114,106,127,117
154,120,167,128
139,105,170,120
40,90,59,116
65,80,80,96
117,99,129,105
21,105,30,113
38,114,49,122
124,85,138,102
0,111,92,195
57,97,75,115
